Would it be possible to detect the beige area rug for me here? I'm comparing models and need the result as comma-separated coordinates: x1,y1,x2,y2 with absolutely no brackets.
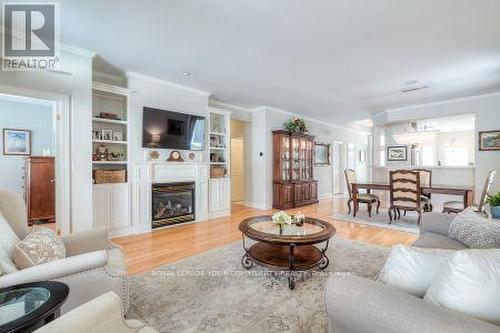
331,209,421,234
128,238,389,332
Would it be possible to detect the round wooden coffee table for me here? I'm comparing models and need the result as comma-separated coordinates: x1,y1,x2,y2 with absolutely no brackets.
239,216,336,289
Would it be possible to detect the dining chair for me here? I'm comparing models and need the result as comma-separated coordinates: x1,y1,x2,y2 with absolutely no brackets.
344,169,380,217
389,170,422,225
442,170,496,214
413,169,433,212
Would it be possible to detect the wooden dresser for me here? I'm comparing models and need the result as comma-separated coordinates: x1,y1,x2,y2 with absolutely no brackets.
25,156,55,224
273,130,319,209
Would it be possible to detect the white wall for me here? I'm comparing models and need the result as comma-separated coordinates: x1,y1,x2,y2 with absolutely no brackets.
0,49,93,233
0,99,54,196
126,72,210,163
245,107,370,210
373,93,500,195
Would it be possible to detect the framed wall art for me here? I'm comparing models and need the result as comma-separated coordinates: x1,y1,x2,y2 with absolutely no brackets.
314,143,330,166
387,145,407,161
479,130,500,151
3,128,32,156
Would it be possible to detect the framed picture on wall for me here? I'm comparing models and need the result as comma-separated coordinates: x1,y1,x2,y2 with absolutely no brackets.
387,145,407,161
3,129,32,156
314,143,330,166
479,130,500,151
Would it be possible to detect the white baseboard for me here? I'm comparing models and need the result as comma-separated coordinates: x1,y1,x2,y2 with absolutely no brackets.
243,201,268,210
319,193,334,200
208,210,231,219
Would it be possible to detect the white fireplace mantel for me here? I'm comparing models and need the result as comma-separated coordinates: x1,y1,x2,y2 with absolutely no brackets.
131,162,209,234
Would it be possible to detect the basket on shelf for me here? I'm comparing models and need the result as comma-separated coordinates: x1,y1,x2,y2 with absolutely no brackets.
94,169,127,184
210,166,225,179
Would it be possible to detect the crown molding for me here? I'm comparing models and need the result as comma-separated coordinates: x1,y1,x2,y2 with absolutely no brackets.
61,43,96,58
125,71,211,97
264,106,371,135
209,99,253,113
373,91,500,119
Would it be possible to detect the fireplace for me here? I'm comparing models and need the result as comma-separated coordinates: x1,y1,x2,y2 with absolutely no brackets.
152,182,195,228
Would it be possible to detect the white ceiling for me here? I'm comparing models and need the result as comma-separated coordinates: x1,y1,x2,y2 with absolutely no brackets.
60,0,500,126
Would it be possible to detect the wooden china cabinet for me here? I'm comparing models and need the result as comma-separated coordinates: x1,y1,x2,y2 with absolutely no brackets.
273,130,318,209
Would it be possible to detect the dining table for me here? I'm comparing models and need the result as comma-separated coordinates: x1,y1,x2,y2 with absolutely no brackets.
350,181,474,217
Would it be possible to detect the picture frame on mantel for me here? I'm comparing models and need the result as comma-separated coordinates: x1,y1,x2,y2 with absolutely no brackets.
479,130,500,151
387,145,407,161
314,143,330,166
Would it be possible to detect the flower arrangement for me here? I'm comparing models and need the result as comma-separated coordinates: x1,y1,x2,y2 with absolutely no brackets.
272,211,293,226
285,117,309,134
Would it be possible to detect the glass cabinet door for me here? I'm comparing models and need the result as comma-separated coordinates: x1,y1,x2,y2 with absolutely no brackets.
292,137,300,180
281,136,290,181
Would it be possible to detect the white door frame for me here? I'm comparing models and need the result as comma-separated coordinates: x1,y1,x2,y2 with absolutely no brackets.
332,141,344,195
0,84,71,235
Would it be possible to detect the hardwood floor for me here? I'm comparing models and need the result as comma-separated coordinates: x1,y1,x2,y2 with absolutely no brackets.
113,197,417,275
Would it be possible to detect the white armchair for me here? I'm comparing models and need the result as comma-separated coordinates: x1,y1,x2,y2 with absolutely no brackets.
0,190,129,314
35,292,157,333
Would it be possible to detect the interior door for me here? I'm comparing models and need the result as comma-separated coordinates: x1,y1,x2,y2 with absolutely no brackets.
230,137,245,202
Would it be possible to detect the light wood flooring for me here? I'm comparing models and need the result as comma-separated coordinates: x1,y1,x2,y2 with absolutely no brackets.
113,197,417,275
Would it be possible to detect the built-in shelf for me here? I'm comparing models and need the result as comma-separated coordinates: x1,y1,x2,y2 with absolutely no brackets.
209,147,226,150
93,140,128,145
209,132,226,136
92,117,127,125
210,162,227,165
92,161,128,165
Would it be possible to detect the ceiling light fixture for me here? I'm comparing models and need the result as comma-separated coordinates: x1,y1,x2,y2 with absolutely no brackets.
182,72,190,76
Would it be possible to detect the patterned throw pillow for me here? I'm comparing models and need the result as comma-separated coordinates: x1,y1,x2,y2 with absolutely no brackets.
13,227,66,269
448,208,500,249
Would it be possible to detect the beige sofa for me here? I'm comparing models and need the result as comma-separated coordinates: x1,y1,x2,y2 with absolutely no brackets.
36,292,157,333
0,190,129,314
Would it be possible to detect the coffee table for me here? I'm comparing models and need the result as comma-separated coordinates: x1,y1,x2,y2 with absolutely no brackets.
239,215,336,289
0,281,69,333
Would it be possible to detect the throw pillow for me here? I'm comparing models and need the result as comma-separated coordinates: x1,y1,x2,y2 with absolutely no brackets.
378,245,453,297
0,211,20,273
13,227,66,269
424,249,500,325
448,208,500,249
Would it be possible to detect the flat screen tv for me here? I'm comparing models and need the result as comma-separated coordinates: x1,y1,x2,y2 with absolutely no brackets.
142,107,205,150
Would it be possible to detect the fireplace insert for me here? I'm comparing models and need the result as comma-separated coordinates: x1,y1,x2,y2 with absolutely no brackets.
152,182,195,228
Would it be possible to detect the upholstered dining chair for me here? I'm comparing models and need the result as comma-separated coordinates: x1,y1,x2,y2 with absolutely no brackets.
389,170,422,225
344,169,380,217
442,170,496,214
413,169,433,212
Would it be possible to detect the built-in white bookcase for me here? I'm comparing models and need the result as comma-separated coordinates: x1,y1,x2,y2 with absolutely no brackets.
91,81,132,235
208,108,231,218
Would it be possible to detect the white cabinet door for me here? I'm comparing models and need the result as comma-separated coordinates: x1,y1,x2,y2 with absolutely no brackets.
110,183,130,229
93,185,112,230
208,179,230,217
93,184,130,231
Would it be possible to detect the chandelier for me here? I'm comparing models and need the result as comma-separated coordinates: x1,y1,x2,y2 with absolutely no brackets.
393,130,438,145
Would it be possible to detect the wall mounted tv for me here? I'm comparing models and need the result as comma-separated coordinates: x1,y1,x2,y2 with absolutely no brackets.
142,107,206,151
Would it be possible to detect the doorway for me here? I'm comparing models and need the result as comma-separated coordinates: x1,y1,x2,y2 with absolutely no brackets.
332,142,343,195
0,86,70,235
230,119,247,204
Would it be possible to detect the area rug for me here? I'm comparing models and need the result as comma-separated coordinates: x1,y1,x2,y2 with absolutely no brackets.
128,238,389,332
331,210,421,234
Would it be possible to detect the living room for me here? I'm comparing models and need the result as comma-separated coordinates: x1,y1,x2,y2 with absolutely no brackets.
0,1,500,332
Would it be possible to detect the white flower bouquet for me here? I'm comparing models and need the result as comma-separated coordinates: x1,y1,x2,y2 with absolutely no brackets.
272,211,292,226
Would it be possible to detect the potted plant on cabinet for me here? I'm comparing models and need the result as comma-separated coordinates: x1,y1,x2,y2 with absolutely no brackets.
487,192,500,219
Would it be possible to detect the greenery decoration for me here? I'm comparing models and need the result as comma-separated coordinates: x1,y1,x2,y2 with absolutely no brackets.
285,117,309,134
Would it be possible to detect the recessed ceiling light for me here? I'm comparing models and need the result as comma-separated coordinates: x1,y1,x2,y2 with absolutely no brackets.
182,72,190,76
